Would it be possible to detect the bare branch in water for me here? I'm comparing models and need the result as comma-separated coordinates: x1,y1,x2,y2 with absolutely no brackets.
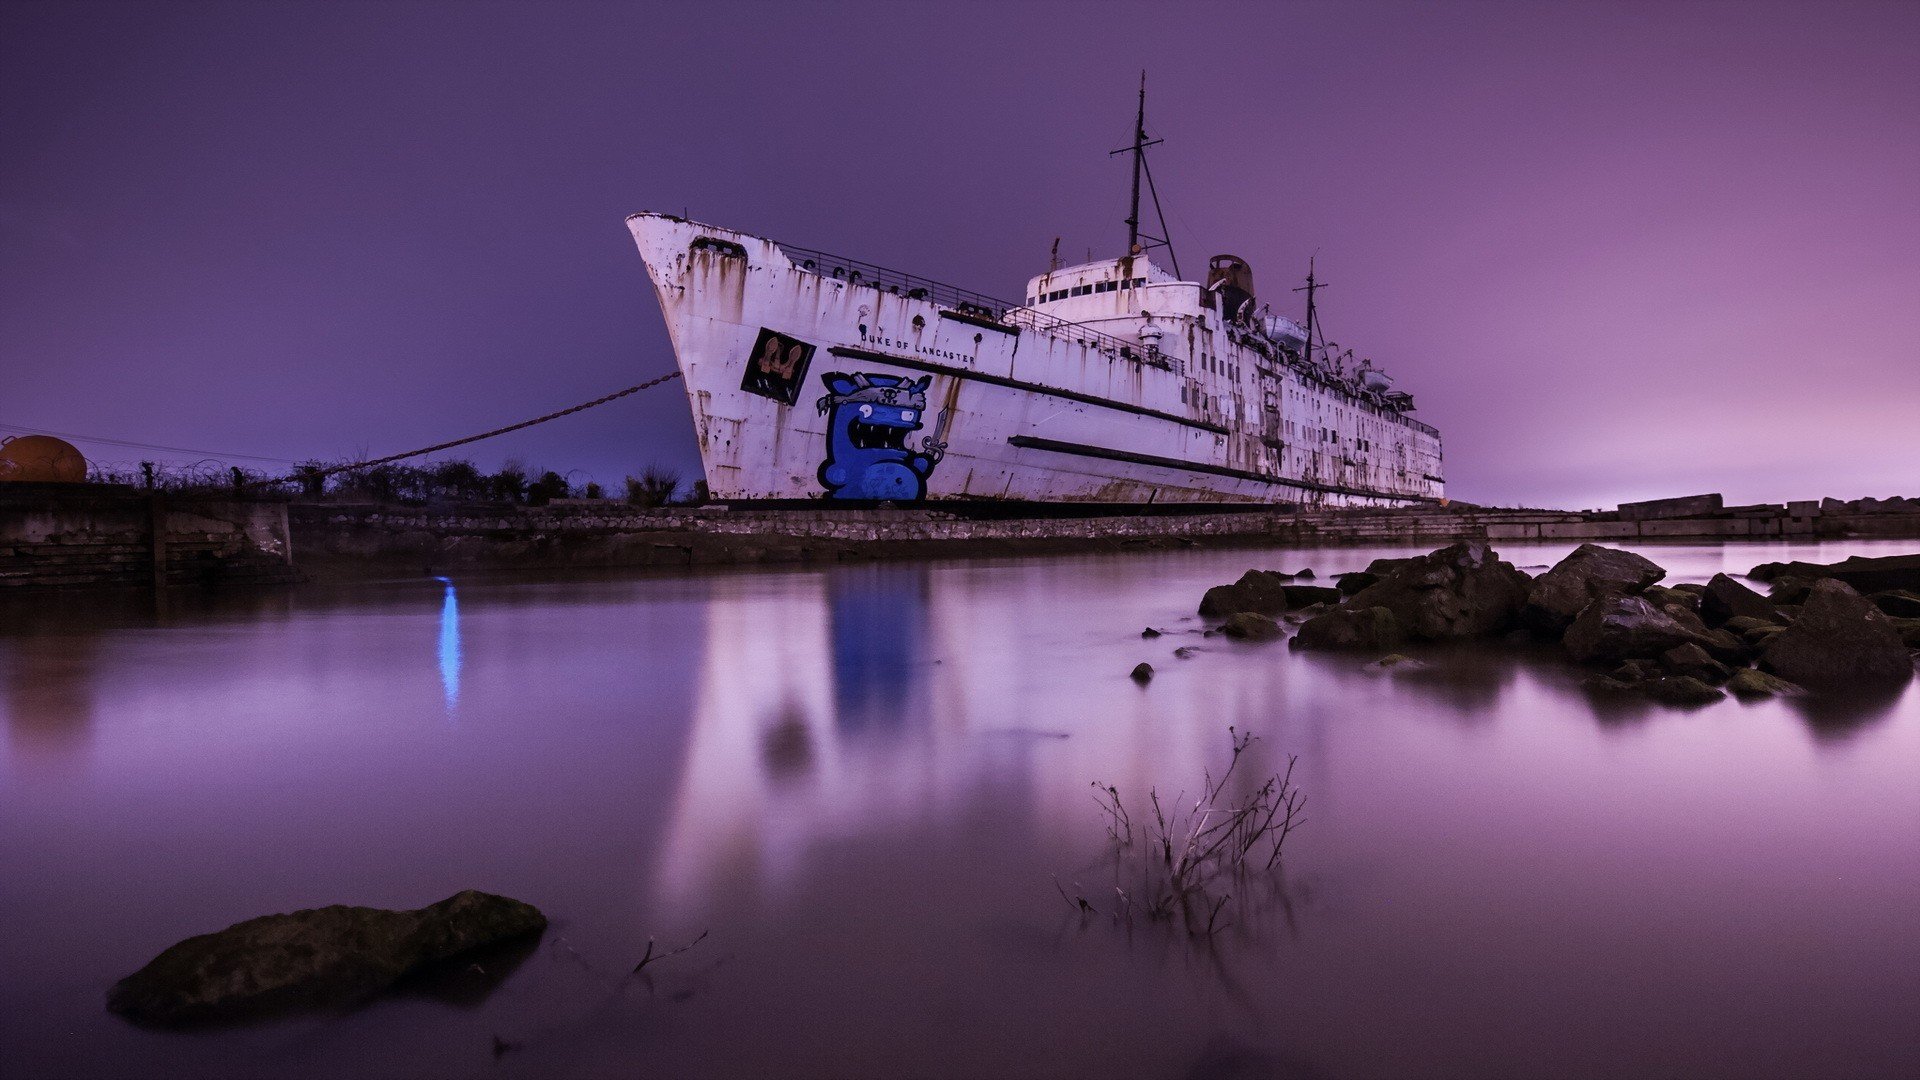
632,929,710,974
1090,782,1134,846
1053,876,1096,916
1083,727,1303,937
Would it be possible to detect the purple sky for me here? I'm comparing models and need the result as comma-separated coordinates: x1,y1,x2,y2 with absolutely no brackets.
4,1,1915,509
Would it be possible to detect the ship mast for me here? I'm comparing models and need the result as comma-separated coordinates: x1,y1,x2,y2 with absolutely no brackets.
1293,256,1326,368
1110,72,1181,278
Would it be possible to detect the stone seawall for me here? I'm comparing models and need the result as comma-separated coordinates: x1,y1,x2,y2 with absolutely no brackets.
292,503,1498,574
289,501,1920,578
0,485,297,589
10,491,1916,588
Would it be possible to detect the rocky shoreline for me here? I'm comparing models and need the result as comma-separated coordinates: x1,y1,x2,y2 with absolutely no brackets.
1182,544,1920,707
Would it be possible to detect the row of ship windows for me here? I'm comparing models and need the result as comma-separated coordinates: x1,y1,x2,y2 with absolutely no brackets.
1280,419,1378,453
1029,278,1149,304
1286,387,1402,447
1198,353,1240,382
1188,365,1408,454
1180,385,1223,412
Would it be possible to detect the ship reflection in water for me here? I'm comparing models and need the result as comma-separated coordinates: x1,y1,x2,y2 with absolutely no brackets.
2,540,1917,1080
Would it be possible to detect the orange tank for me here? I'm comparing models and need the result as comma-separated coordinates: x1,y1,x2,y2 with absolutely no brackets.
0,435,88,483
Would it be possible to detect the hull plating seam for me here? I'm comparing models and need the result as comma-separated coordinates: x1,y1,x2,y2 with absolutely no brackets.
1005,435,1439,502
827,347,1232,435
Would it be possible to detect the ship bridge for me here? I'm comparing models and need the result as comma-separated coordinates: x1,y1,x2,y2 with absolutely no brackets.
1019,254,1239,369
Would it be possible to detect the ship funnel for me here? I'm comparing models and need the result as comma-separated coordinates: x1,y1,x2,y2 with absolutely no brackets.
1206,254,1255,322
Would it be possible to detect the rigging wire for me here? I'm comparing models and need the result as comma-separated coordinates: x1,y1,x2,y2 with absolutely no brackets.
0,422,304,464
258,370,683,485
4,369,684,486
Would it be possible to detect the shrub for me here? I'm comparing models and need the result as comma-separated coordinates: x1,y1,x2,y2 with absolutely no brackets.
430,459,485,502
525,470,570,506
625,466,679,507
487,462,527,503
293,462,328,499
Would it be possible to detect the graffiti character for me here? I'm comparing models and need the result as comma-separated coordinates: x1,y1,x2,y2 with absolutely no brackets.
816,372,947,501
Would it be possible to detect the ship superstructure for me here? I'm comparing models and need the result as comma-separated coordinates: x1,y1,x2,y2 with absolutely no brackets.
626,88,1442,507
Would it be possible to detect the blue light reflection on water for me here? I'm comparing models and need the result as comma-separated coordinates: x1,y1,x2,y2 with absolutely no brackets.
435,576,460,711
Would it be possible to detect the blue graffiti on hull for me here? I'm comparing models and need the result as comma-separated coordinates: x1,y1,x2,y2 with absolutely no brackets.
816,372,946,501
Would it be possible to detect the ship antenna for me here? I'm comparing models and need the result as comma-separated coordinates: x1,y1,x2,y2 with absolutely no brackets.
1110,71,1181,278
1292,255,1328,367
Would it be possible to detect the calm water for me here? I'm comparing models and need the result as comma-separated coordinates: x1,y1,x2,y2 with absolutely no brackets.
3,539,1917,1079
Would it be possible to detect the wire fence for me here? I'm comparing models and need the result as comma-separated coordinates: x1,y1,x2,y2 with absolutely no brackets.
70,370,691,506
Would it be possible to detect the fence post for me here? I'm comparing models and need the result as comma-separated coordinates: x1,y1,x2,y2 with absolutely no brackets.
149,493,168,591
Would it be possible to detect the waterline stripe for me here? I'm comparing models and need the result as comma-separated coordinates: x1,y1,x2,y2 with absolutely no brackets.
1005,435,1438,503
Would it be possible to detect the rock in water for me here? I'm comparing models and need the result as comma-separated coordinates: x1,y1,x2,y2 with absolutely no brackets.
1562,595,1711,665
1292,606,1406,652
1219,612,1284,641
1581,674,1638,694
1130,662,1155,684
1642,585,1700,611
1280,584,1343,608
107,891,546,1026
1198,570,1291,617
1660,642,1730,683
1723,615,1785,637
1725,668,1803,699
1521,544,1666,638
1746,553,1920,594
1700,574,1782,628
1871,590,1920,619
1641,676,1724,706
1334,571,1379,596
1611,659,1661,682
1344,543,1533,640
1759,579,1915,690
1765,575,1817,605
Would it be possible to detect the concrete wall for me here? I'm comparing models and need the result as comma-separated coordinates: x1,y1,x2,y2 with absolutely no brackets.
289,499,1920,578
1618,493,1725,521
0,484,297,589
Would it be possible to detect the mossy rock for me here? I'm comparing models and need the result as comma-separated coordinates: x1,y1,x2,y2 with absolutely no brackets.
107,891,546,1026
1725,668,1803,699
1219,611,1284,641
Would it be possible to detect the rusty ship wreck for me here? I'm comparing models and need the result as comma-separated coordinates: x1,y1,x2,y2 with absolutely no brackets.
626,90,1442,507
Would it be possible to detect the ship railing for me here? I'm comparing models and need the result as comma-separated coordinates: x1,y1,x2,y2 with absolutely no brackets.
775,242,1011,316
774,240,1161,367
1002,307,1163,366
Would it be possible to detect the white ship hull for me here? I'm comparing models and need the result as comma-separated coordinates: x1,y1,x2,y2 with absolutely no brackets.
627,213,1443,506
